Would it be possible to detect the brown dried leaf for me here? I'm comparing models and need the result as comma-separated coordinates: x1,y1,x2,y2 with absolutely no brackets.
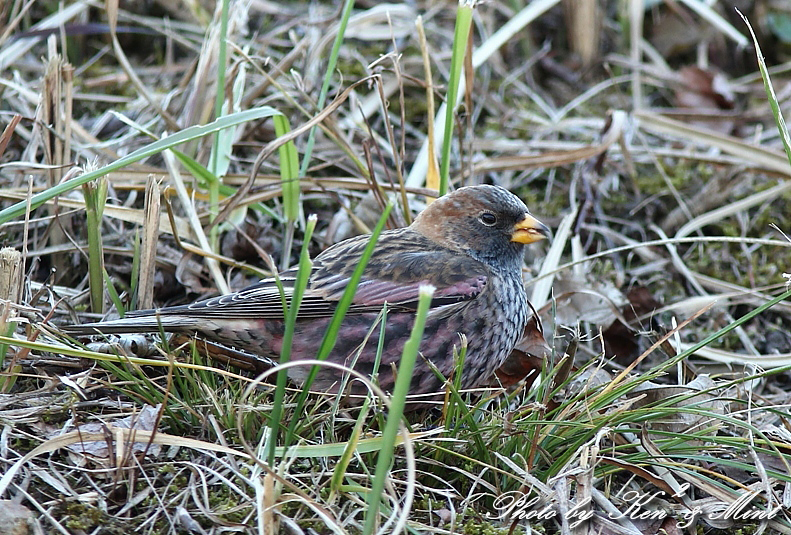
495,316,549,388
676,66,735,110
603,286,662,364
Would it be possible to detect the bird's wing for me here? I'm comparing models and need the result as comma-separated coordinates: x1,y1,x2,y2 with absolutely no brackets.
129,230,490,320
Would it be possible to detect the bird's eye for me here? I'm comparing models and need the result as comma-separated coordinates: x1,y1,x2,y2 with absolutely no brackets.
479,212,497,226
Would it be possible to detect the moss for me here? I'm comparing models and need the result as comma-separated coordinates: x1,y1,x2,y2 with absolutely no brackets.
676,182,791,289
687,238,791,288
631,161,713,198
516,186,566,219
62,503,106,531
335,57,370,81
462,518,528,535
40,408,69,425
206,487,250,523
279,498,330,532
158,463,175,475
417,497,446,511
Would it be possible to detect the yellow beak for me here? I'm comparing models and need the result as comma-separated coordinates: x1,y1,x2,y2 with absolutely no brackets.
511,214,551,244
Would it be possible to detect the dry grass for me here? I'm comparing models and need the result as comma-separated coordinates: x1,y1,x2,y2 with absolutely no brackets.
2,1,791,534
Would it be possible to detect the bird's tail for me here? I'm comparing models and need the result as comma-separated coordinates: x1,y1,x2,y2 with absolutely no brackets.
62,313,200,337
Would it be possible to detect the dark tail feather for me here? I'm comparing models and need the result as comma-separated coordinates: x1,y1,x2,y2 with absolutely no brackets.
62,315,193,336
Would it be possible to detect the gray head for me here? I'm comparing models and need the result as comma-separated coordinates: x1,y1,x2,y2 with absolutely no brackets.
412,185,550,269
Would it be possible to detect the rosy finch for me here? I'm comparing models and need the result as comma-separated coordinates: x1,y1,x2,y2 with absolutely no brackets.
66,185,549,399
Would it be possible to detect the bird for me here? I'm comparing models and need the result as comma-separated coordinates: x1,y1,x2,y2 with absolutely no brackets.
65,185,550,401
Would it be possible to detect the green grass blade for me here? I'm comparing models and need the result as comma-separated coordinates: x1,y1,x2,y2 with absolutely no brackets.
298,0,355,177
313,202,394,364
738,10,791,165
102,268,124,317
81,178,108,314
210,0,231,177
273,115,300,224
171,148,281,221
362,285,434,535
208,0,232,252
274,114,302,270
330,398,371,500
284,202,394,448
0,321,18,392
267,214,316,466
129,229,141,310
676,288,791,363
0,107,281,225
439,1,474,196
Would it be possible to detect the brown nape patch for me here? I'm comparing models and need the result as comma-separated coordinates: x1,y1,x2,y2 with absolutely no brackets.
412,192,478,247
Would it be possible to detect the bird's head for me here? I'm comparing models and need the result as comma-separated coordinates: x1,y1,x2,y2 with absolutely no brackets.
412,185,550,268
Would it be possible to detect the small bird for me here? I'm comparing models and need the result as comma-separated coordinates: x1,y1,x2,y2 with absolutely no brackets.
66,185,549,400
